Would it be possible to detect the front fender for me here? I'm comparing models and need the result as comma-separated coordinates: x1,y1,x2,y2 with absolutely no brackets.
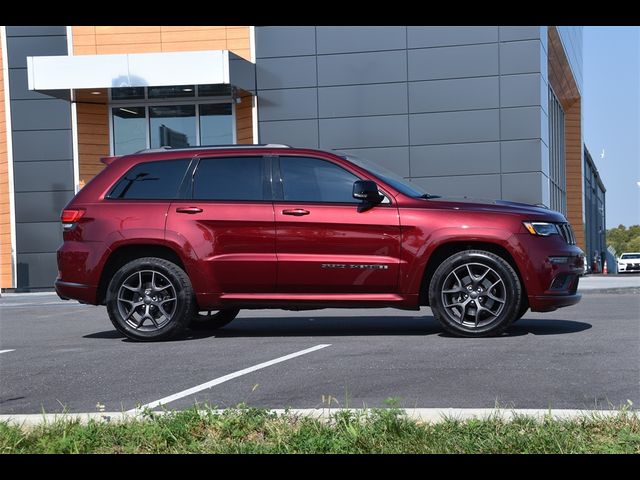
400,225,522,296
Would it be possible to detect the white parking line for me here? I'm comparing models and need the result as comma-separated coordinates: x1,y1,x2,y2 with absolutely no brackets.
0,349,15,354
127,344,332,414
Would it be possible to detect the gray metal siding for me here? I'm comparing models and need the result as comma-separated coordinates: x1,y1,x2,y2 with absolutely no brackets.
6,26,72,289
255,26,561,207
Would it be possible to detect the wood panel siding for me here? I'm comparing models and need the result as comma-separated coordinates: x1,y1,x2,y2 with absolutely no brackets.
0,42,12,287
72,26,254,187
235,90,254,144
75,89,109,188
548,26,584,252
72,26,251,60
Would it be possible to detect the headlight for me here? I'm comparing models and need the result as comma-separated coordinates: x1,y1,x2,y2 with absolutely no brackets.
523,221,559,236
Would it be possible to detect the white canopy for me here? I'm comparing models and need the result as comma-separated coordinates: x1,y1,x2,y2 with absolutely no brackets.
26,50,255,93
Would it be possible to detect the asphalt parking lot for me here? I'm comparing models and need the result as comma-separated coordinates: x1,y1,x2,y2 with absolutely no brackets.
0,290,638,415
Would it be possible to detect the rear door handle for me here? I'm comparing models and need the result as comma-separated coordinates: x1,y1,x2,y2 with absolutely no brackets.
282,208,310,216
176,207,203,214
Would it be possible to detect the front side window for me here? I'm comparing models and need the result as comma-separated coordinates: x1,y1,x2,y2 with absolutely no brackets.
193,156,266,201
280,156,360,203
108,159,190,200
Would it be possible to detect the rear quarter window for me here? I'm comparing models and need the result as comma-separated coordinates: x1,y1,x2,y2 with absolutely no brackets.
108,159,190,200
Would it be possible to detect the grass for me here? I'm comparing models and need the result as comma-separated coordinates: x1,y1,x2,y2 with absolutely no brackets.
1,406,639,454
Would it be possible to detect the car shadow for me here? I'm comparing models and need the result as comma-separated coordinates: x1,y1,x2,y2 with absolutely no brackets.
83,315,592,341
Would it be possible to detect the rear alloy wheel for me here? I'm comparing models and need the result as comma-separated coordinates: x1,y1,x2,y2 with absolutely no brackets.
190,309,240,330
106,257,196,341
428,250,522,337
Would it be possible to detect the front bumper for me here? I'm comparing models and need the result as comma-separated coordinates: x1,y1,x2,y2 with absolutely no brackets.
512,233,585,312
528,293,582,312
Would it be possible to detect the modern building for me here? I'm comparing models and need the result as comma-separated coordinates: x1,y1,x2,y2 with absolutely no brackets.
583,145,607,272
0,25,598,290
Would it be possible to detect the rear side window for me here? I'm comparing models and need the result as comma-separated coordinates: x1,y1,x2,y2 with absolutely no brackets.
192,156,266,201
108,159,190,200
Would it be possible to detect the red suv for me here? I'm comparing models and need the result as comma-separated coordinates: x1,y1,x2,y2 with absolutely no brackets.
56,145,584,341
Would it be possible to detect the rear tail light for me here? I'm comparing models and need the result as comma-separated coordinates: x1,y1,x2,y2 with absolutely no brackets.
61,208,85,228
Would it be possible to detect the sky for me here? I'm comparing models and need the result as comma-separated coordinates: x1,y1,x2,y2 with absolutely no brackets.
583,26,640,229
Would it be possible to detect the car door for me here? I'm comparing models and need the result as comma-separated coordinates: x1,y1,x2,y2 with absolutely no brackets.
166,154,276,294
273,155,401,294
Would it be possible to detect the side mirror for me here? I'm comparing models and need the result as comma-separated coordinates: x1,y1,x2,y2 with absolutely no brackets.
353,180,384,205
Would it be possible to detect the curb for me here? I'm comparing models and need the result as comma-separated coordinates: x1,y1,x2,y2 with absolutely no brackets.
0,408,635,428
578,287,640,294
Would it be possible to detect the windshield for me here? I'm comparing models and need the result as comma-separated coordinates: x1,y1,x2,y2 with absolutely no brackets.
621,254,640,259
340,153,432,198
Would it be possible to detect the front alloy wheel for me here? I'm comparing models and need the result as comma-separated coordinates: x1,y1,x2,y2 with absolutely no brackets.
440,262,506,328
429,250,522,337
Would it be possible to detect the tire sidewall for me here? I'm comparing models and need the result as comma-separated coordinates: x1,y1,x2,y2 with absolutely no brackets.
429,250,521,337
190,308,240,330
106,258,194,341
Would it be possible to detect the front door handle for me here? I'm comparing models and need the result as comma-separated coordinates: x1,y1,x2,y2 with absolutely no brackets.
176,207,203,214
282,208,310,216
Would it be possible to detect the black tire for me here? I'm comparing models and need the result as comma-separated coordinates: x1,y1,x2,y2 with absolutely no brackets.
428,250,522,337
190,308,240,330
513,300,529,323
106,257,196,342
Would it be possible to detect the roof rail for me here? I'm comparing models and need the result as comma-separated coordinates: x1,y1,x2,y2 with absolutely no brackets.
134,144,291,154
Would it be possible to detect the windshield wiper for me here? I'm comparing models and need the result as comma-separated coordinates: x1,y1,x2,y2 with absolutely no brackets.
420,193,441,199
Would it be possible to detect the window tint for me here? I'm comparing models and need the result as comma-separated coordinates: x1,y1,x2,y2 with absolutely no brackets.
280,156,359,203
108,159,190,200
193,157,266,201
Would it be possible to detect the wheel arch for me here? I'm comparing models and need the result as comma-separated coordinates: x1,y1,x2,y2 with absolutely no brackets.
419,240,528,307
96,244,186,305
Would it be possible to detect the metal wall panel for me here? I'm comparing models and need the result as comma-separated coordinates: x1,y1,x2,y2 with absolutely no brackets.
255,26,317,58
408,44,499,81
407,26,498,48
319,115,408,149
318,83,408,118
409,77,499,113
410,110,500,145
14,191,74,223
410,142,501,177
317,26,406,54
317,50,407,87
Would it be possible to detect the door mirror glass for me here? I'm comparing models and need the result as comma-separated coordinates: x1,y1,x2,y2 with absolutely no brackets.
352,180,384,204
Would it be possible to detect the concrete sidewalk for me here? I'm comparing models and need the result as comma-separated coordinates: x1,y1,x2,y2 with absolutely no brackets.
578,274,640,293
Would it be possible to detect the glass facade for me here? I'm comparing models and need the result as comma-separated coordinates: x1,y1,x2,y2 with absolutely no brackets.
584,147,606,272
548,86,566,214
110,85,234,155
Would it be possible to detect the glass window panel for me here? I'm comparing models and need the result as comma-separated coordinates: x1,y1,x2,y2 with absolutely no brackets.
193,157,265,201
149,105,196,148
148,85,195,99
108,159,190,200
280,156,360,203
111,87,145,100
198,84,232,97
199,103,233,145
112,106,146,155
